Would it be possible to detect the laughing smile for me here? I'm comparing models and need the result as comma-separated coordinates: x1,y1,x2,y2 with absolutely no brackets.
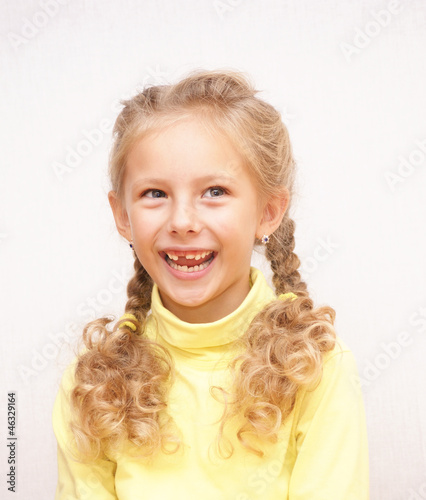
162,250,216,273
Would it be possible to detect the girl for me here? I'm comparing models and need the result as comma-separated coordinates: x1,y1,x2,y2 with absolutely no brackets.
53,69,369,499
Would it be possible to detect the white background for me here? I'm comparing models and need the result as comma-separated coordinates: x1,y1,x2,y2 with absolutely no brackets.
1,1,425,498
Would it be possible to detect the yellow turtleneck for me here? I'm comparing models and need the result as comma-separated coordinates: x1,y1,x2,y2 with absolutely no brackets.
53,268,369,499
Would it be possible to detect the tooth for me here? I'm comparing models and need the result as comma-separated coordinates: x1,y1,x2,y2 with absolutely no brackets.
166,253,214,272
187,254,195,259
195,254,201,260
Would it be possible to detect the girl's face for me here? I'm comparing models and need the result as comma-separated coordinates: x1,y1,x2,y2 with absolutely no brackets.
110,117,287,323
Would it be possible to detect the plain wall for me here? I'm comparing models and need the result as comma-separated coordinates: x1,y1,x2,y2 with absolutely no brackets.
1,1,425,498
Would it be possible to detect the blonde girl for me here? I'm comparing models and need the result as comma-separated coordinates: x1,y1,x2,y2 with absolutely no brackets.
53,69,369,499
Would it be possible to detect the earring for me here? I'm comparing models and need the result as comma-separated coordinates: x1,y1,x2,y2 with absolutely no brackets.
129,242,133,249
261,235,270,244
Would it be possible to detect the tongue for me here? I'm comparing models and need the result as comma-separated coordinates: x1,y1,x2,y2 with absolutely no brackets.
174,253,212,267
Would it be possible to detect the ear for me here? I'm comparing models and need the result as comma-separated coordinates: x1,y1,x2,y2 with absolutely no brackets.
256,187,290,239
108,191,132,242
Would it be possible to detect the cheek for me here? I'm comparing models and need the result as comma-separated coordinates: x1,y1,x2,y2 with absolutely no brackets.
210,209,259,244
130,210,162,234
226,202,261,230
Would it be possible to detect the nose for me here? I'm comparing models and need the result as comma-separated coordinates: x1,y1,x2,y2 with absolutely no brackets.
167,198,201,236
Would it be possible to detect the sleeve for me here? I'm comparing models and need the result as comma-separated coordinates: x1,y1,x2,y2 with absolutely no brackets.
52,360,118,500
288,342,370,500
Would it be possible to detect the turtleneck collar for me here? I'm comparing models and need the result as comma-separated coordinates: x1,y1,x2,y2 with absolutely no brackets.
145,268,276,366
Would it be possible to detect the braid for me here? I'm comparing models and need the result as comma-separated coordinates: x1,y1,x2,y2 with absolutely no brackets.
70,254,178,460
214,215,336,458
120,254,153,333
69,68,338,461
266,215,307,296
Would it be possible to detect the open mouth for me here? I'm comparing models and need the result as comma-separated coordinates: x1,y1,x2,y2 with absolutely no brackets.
163,250,215,273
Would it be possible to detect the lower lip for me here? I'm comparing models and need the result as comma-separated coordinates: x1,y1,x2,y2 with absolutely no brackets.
161,254,215,281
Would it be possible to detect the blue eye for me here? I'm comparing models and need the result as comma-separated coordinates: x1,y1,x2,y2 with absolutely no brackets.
204,187,225,198
143,189,167,198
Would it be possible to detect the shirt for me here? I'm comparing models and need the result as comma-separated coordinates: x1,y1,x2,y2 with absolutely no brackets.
53,267,369,499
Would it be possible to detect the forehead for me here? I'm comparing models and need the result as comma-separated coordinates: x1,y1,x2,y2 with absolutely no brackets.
125,117,249,180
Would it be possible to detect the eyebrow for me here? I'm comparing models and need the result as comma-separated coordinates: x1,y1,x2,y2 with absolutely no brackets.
196,174,238,184
132,174,238,187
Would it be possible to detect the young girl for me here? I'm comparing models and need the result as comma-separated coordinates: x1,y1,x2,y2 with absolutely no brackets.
53,69,369,499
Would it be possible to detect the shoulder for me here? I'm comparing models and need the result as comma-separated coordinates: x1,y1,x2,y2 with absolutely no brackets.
292,335,368,457
54,347,91,397
321,334,351,359
296,335,363,414
53,356,77,401
321,336,360,378
59,356,79,390
52,355,82,440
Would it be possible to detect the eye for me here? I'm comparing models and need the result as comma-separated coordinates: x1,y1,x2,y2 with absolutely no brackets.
203,186,226,198
142,189,167,198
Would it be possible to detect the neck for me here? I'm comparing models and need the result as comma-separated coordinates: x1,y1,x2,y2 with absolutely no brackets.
159,280,251,324
147,268,277,359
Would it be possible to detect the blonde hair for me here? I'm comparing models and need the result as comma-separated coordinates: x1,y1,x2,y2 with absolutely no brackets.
70,69,336,460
